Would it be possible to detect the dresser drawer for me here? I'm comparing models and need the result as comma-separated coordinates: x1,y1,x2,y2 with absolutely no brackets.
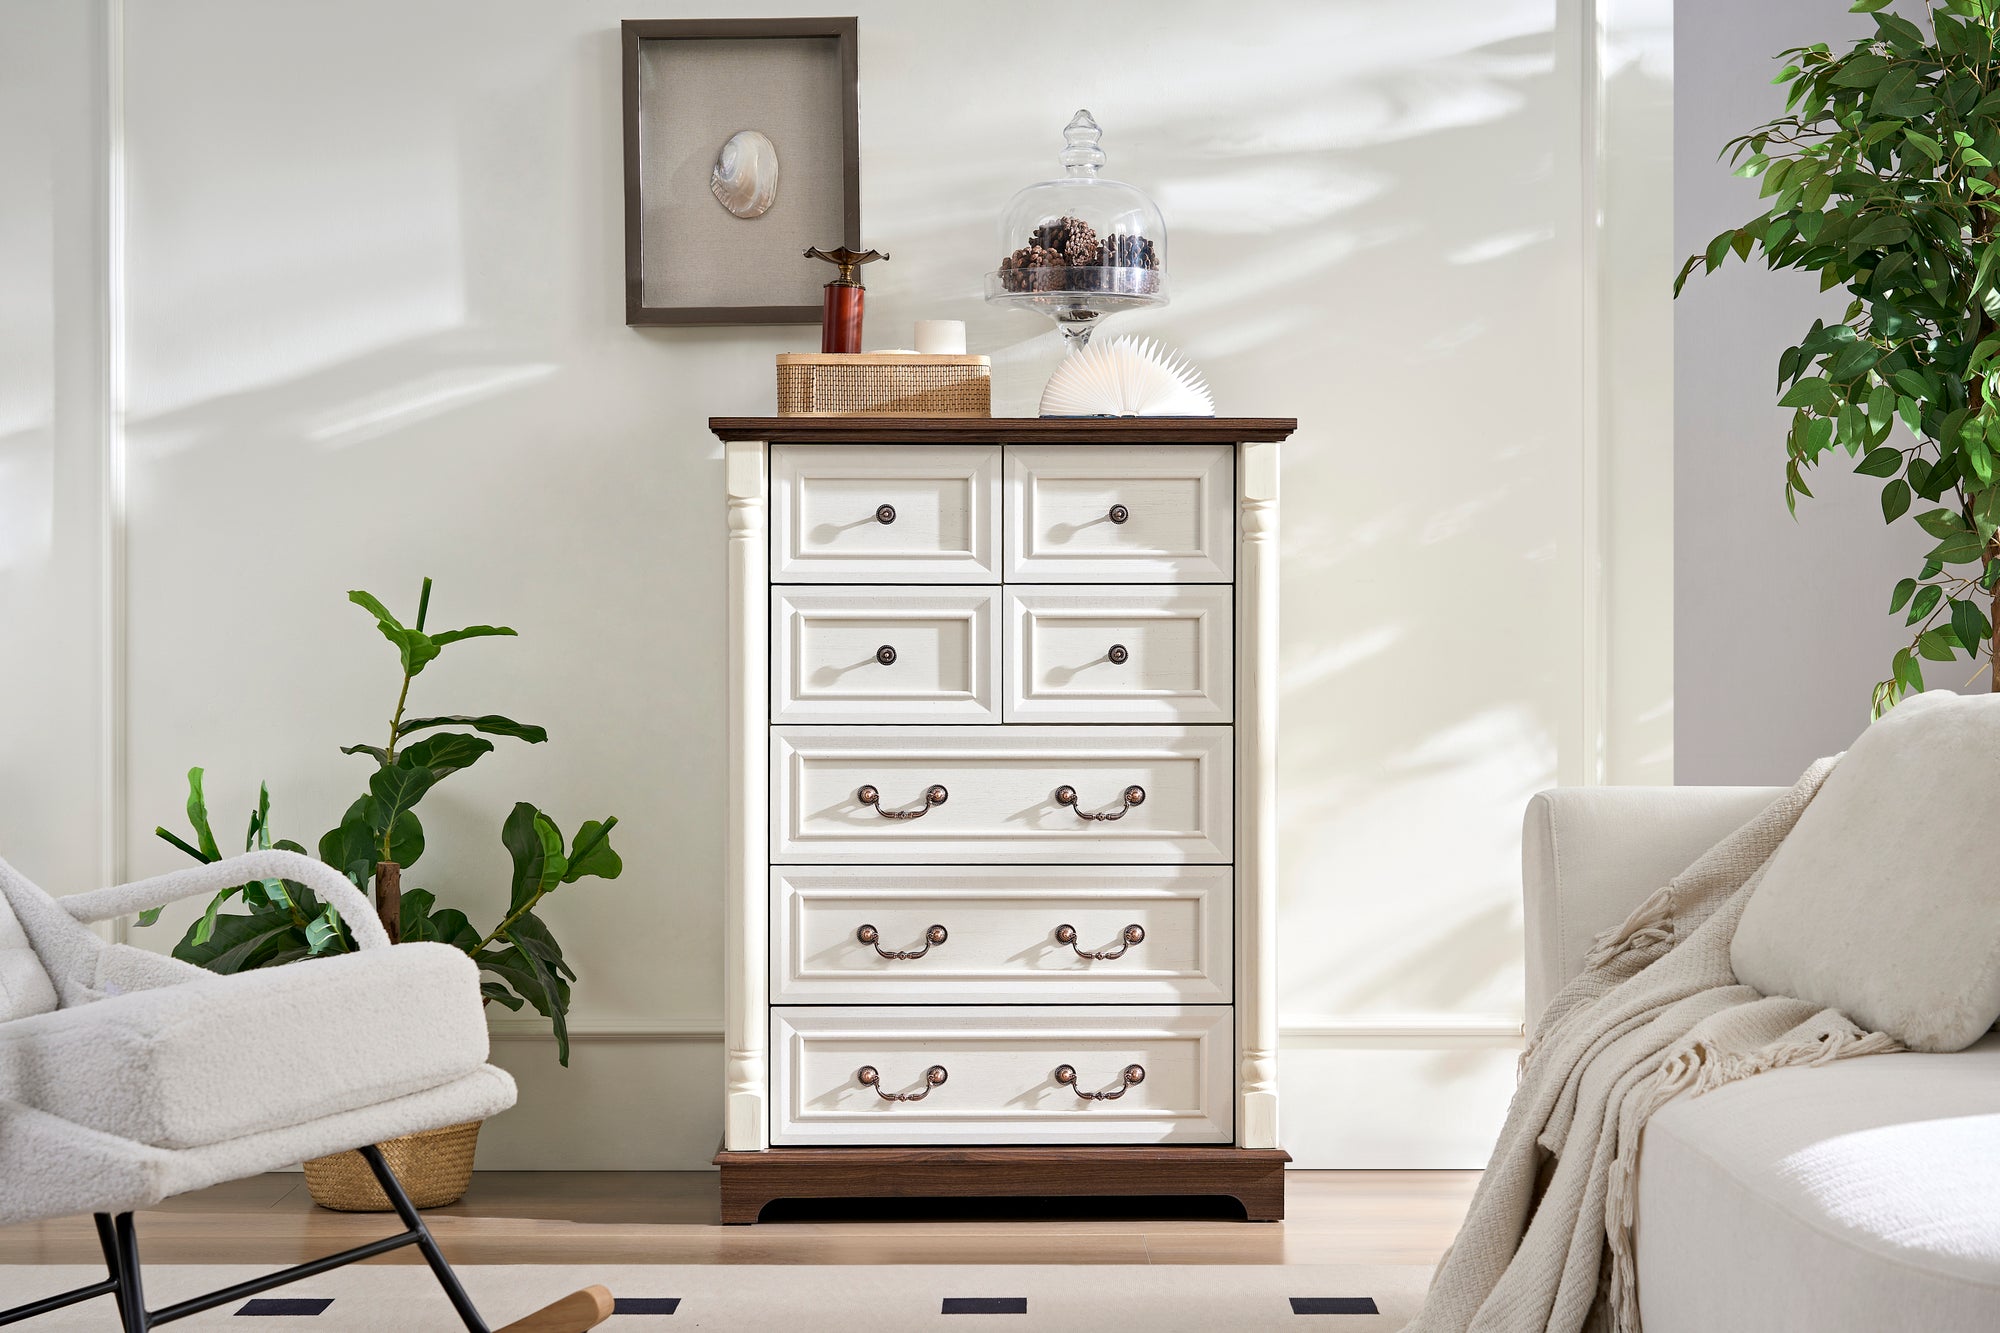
1006,585,1233,723
773,445,1001,583
772,587,1001,725
1004,445,1234,583
770,725,1233,864
771,865,1233,1004
771,1005,1233,1145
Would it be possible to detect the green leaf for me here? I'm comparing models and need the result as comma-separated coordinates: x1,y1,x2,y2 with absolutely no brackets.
1933,531,1988,565
480,982,525,1011
339,743,393,766
502,803,567,916
184,768,221,862
397,732,496,783
174,910,303,974
135,906,164,928
477,937,573,1065
561,817,622,884
1778,377,1835,409
304,903,347,954
1890,576,1919,613
347,589,403,631
1849,1,1893,16
1883,479,1912,523
154,826,211,865
1916,507,1969,539
1856,446,1903,477
190,885,241,947
1910,583,1944,624
395,714,549,745
1918,627,1960,661
1952,597,1993,652
429,624,517,647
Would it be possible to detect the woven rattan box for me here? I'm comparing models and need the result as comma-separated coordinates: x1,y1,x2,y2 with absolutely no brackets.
776,353,991,418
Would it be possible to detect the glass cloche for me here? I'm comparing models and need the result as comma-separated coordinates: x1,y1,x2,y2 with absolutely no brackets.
985,110,1167,347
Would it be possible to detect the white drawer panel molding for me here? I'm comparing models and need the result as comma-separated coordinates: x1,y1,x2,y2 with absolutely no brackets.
772,586,1001,725
771,1005,1234,1146
773,444,1001,583
1005,444,1234,583
1006,585,1233,724
770,725,1234,864
771,865,1234,1004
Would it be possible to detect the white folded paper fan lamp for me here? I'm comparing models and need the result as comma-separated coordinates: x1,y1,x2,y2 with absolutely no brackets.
1038,335,1215,418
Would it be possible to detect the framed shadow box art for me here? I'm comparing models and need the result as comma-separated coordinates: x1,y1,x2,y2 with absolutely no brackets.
621,18,861,325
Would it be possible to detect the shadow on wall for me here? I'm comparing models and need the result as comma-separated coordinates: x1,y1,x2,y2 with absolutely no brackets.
10,2,1655,1134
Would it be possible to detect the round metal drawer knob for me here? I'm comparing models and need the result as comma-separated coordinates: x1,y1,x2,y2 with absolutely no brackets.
876,644,897,666
1108,503,1130,524
1107,644,1129,665
875,503,897,525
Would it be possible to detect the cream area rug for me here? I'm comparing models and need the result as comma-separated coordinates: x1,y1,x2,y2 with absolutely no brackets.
2,1263,1430,1330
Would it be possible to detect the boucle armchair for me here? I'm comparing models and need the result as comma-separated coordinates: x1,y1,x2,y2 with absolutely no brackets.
0,849,610,1333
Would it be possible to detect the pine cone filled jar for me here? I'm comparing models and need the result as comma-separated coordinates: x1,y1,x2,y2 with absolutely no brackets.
985,109,1168,348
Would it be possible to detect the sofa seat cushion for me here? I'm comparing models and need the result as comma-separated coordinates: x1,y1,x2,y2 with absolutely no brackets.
1635,1034,2000,1333
0,942,490,1150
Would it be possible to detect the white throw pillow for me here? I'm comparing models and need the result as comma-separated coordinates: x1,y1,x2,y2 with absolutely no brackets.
1731,690,2000,1052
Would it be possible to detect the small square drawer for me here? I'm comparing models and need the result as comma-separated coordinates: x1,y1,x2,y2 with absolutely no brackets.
1005,445,1234,583
772,865,1233,1004
773,445,1000,583
1007,585,1232,723
771,1005,1234,1145
770,724,1234,865
772,587,1001,724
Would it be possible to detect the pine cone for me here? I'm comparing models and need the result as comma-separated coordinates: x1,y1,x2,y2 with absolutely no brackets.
1062,221,1099,267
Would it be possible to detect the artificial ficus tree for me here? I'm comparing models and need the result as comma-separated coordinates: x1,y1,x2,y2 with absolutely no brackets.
1679,0,2000,713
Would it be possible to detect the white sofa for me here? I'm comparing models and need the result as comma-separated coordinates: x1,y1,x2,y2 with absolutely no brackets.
1524,787,2000,1333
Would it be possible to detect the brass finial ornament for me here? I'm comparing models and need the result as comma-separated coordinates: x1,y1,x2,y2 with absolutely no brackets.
805,246,889,352
803,246,888,286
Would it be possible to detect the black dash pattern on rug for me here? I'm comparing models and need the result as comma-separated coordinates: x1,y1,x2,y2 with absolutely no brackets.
613,1296,682,1314
942,1296,1028,1314
234,1297,334,1316
1290,1296,1380,1315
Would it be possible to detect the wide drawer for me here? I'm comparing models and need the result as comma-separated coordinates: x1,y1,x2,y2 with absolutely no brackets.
1004,445,1234,583
1006,585,1233,723
770,725,1234,864
772,444,1001,583
771,865,1233,1004
772,586,1001,724
771,1005,1234,1145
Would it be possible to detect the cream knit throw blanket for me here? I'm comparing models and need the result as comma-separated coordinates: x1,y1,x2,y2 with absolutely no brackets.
1405,759,1902,1333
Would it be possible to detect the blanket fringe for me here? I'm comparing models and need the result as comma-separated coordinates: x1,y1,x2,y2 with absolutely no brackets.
1602,1022,1902,1332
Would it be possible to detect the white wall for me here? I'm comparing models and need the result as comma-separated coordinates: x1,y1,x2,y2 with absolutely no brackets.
1,0,1672,1169
1675,0,1987,786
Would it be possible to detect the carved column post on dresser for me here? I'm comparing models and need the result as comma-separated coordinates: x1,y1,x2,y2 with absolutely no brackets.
710,416,1298,1223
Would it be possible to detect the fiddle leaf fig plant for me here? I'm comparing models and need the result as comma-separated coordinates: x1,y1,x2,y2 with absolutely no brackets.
142,577,621,1064
1678,0,2000,713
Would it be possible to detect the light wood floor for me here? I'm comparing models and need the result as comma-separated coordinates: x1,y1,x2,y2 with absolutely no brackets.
0,1171,1476,1268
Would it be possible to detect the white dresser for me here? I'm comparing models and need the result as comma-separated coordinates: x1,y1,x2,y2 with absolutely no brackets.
711,417,1295,1222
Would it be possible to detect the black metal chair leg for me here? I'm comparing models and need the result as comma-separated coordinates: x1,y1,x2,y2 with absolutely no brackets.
93,1214,133,1328
357,1145,490,1333
112,1213,148,1333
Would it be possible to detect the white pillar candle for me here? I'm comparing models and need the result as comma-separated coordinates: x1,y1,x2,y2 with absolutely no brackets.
914,320,967,355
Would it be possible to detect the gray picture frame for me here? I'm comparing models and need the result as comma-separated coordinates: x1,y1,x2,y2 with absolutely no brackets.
621,18,861,326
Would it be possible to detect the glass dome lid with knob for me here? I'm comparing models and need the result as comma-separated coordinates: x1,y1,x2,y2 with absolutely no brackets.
985,109,1167,348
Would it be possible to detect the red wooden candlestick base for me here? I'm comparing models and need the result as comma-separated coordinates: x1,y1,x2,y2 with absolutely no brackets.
821,282,864,354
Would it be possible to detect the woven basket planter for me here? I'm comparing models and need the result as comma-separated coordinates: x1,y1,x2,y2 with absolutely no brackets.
303,1120,482,1212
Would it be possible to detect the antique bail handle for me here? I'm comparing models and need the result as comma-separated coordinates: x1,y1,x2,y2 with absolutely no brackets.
858,1065,948,1102
857,923,948,960
1053,785,1145,821
1054,1064,1145,1100
859,784,949,819
1055,923,1144,960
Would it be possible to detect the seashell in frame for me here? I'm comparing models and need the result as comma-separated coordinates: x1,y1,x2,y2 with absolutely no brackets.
710,130,778,219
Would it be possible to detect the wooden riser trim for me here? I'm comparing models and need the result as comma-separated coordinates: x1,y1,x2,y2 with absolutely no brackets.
713,1145,1290,1225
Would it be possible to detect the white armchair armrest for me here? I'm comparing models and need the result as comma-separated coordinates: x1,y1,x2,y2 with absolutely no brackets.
61,850,392,952
1522,786,1786,1025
